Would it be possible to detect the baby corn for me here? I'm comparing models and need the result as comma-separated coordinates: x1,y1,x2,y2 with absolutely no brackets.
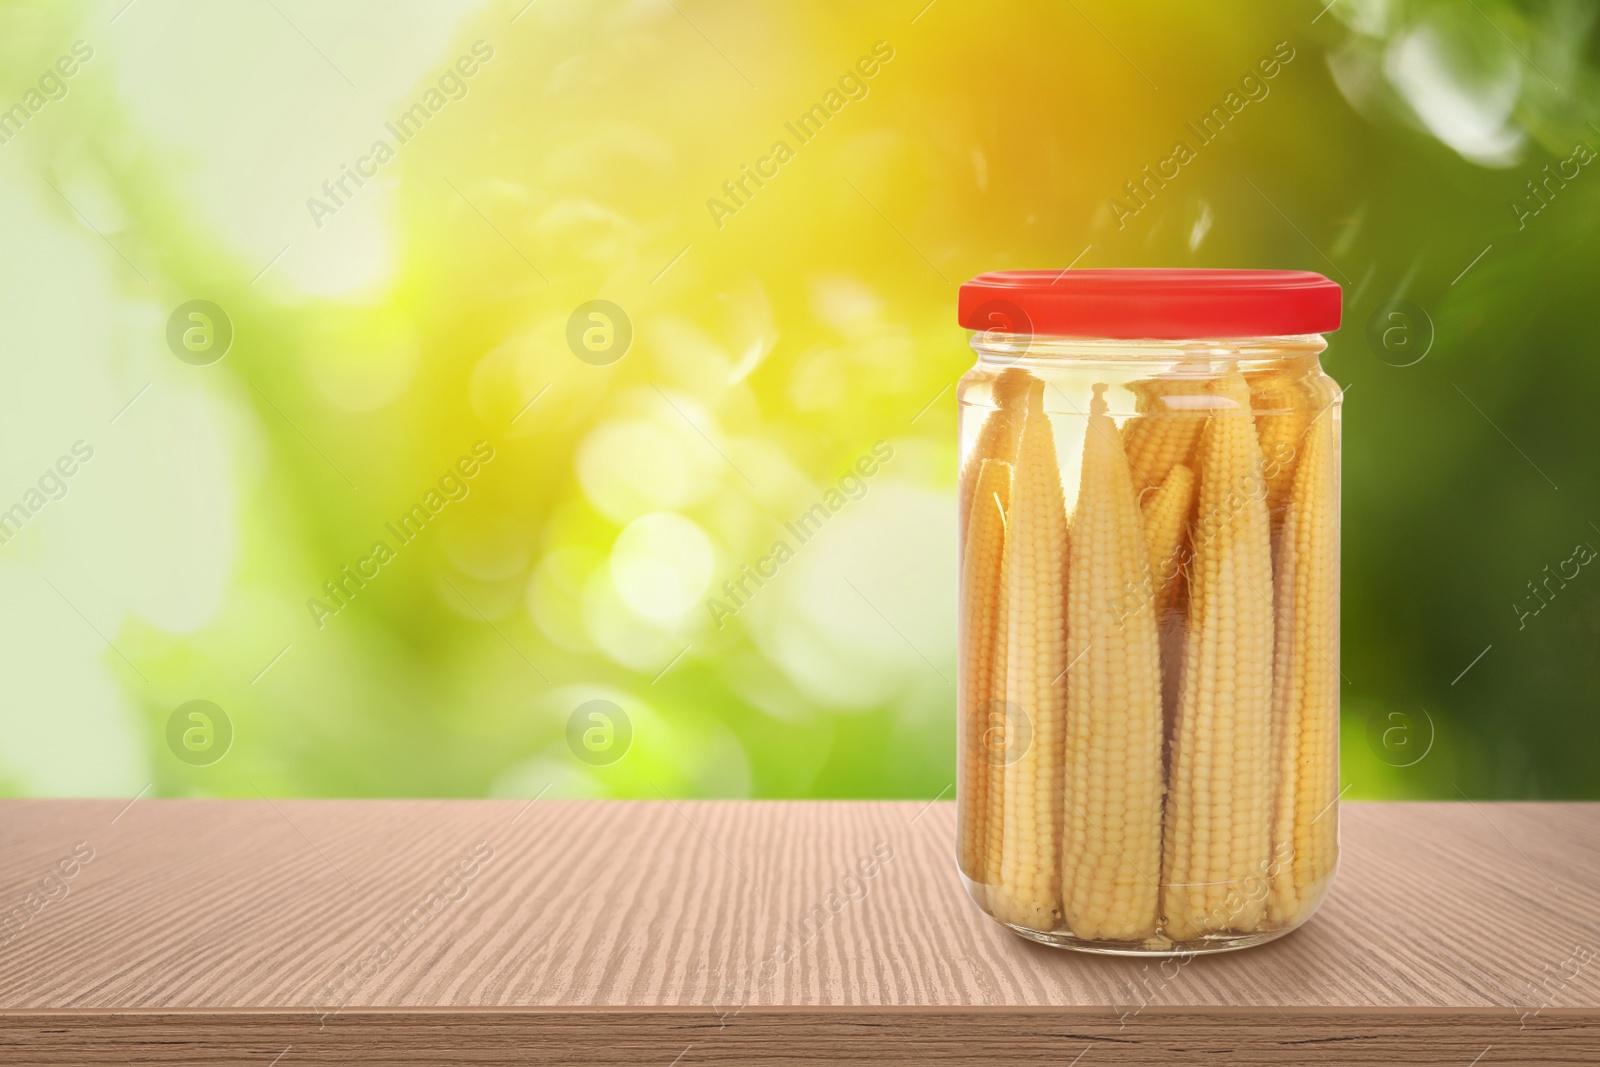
1123,374,1209,491
1061,385,1165,941
1141,463,1196,615
989,379,1068,930
1249,367,1310,519
1267,402,1340,926
1162,370,1276,942
957,369,1034,903
958,458,1012,887
958,368,1033,559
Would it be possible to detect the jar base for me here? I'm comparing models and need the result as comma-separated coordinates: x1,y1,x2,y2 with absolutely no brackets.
998,919,1295,957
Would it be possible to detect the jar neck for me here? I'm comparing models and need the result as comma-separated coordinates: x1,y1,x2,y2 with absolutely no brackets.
968,333,1328,364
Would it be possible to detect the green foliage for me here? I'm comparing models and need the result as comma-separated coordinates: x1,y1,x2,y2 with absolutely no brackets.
0,0,1595,799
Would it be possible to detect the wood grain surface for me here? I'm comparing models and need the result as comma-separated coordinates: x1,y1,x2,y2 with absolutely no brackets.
1,798,1596,1064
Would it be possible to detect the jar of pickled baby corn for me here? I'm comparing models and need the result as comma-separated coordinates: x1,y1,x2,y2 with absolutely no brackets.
955,270,1342,955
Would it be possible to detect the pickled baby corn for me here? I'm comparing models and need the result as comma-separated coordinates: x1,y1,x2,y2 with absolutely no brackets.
1143,462,1198,756
956,369,1034,896
989,379,1068,930
1162,370,1276,941
958,368,1033,559
956,361,1337,948
1267,402,1339,926
1248,367,1310,518
1123,374,1209,491
958,458,1012,888
1140,463,1196,615
1061,385,1164,941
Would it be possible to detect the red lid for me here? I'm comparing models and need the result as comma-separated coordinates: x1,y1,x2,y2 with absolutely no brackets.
958,269,1342,340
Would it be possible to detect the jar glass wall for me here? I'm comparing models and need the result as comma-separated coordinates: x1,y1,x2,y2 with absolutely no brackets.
955,329,1341,956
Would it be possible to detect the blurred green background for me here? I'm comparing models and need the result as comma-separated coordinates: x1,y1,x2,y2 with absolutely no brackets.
0,0,1595,800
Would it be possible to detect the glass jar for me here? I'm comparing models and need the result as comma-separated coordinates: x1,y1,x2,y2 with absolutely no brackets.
954,270,1343,955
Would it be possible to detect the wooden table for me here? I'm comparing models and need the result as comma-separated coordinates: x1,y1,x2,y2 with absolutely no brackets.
1,799,1596,1064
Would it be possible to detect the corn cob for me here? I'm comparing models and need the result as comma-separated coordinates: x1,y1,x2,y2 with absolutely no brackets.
1267,399,1340,926
1161,370,1275,942
1141,463,1196,616
958,458,1013,889
1061,385,1165,941
958,368,1034,559
1248,366,1310,519
956,369,1033,904
1144,462,1199,758
1123,373,1210,491
988,379,1068,930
